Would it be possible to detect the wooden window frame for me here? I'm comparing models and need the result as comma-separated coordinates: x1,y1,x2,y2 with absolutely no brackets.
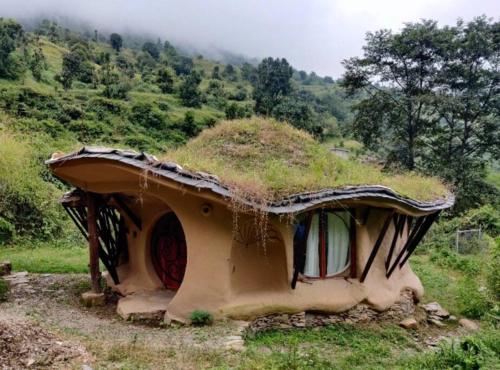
301,208,357,280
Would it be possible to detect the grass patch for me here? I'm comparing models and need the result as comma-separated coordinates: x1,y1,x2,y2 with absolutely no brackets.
0,243,88,273
0,278,8,301
244,323,418,369
165,118,449,203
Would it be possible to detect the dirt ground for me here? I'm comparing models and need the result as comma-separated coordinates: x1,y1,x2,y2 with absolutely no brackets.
0,273,239,369
0,272,477,369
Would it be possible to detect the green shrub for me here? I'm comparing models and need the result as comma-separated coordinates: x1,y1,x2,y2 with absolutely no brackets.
0,133,65,239
456,277,492,319
486,238,500,300
0,217,15,245
189,310,213,326
405,336,489,370
0,278,8,301
429,249,481,275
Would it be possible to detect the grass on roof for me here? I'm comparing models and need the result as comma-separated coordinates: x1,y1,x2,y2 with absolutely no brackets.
163,117,449,203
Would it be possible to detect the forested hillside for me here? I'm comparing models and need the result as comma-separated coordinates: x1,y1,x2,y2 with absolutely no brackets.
0,18,354,243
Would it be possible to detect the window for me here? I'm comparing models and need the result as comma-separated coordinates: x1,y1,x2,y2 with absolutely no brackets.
294,210,353,278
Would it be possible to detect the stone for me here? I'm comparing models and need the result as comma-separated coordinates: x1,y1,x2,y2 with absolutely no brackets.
233,320,250,334
225,335,243,341
3,271,29,286
399,318,418,329
423,302,449,318
428,318,445,327
225,339,245,351
116,290,173,320
447,315,457,322
80,291,105,307
459,318,479,331
0,261,12,276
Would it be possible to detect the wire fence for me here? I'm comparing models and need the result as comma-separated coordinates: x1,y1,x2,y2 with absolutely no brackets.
455,228,486,254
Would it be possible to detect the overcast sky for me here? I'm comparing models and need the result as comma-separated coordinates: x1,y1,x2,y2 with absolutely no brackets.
0,0,498,77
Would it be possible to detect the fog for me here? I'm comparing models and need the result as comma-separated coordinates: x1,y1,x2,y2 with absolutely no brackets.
0,0,497,77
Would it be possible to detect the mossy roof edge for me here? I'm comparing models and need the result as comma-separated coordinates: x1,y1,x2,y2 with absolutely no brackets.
46,146,454,214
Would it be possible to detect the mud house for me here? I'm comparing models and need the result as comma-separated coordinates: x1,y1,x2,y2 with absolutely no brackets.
46,118,453,323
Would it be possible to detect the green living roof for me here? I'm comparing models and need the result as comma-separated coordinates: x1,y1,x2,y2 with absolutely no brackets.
163,117,450,203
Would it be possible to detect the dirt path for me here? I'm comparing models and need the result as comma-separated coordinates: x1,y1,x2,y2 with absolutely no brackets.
0,273,239,369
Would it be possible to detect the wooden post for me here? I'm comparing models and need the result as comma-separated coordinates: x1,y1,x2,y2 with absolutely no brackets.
87,192,102,293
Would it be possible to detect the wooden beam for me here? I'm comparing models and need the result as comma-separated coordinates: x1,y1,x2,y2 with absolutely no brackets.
385,214,406,270
386,212,439,278
87,192,102,293
360,210,394,283
398,211,440,268
112,195,142,230
349,209,357,279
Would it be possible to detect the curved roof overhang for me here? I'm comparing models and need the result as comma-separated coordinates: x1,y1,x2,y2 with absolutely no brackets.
47,147,454,216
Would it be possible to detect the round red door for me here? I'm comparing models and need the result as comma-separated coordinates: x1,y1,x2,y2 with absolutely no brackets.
151,213,187,290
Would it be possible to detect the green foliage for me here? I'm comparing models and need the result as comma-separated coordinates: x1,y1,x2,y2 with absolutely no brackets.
486,238,500,300
156,67,174,94
342,17,499,213
211,65,220,79
423,205,500,252
0,18,24,79
56,51,82,89
189,310,213,326
179,71,202,107
129,102,166,130
429,249,480,275
142,41,160,60
253,57,293,115
456,277,492,319
26,40,47,81
180,110,199,138
0,278,8,302
0,133,66,240
403,335,495,370
109,33,123,52
0,217,15,245
171,55,193,76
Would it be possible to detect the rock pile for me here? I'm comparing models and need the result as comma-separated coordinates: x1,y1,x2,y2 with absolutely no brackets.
249,289,416,332
422,301,454,327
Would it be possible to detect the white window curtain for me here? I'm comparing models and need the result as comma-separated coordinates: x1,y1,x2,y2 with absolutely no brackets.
326,211,350,276
303,213,320,277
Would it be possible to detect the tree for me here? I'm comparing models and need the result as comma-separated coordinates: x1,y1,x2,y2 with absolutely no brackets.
241,62,257,84
100,52,130,99
424,17,500,211
171,55,193,76
211,65,220,79
342,20,441,169
55,51,82,90
28,42,47,81
253,57,293,115
110,33,123,52
0,19,24,79
142,41,160,60
179,71,202,107
272,96,319,135
181,110,199,137
156,67,175,94
342,17,500,212
222,64,237,81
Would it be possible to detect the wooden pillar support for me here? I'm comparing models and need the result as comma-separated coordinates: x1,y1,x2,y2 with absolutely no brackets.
86,192,102,293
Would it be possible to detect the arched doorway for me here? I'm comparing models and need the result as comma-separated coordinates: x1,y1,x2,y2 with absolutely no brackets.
150,212,187,290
